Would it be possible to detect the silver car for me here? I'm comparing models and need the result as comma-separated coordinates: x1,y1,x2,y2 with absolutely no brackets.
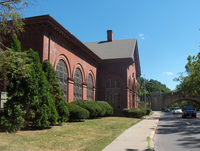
173,107,182,114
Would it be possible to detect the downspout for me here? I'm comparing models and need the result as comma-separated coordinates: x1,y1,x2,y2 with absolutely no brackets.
48,34,51,61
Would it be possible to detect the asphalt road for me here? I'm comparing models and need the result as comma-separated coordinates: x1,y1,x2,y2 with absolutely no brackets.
154,111,200,151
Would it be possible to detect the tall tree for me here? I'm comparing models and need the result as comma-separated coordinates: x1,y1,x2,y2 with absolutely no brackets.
26,49,59,127
174,52,200,95
0,0,39,43
137,77,171,96
42,59,70,123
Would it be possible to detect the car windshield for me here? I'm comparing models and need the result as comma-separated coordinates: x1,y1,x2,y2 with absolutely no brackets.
184,106,193,110
174,107,180,110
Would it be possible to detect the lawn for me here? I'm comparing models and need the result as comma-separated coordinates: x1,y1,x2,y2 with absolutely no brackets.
0,117,142,151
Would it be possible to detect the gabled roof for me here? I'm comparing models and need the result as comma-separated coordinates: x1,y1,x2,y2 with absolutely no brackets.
84,39,137,60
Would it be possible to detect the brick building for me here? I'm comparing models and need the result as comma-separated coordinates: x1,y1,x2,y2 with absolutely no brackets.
1,15,141,115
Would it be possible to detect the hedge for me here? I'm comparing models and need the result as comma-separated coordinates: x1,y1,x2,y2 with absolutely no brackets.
146,109,151,115
123,108,146,118
95,101,113,116
94,101,106,116
68,103,90,120
71,100,101,118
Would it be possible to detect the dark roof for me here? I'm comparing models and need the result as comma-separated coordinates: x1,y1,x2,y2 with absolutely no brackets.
84,39,137,60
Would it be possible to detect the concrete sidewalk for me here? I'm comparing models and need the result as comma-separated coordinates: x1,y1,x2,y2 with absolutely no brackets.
102,111,161,151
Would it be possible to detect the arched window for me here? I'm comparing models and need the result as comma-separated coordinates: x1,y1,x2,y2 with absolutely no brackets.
74,68,82,100
56,60,68,102
87,74,93,101
105,78,121,109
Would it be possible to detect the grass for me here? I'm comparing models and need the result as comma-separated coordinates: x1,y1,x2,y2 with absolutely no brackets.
0,117,142,151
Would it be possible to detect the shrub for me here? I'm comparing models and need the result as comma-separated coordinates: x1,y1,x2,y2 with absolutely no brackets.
26,49,59,126
71,100,101,118
42,59,70,123
122,108,129,117
146,109,151,115
129,110,146,118
96,101,113,116
123,108,146,118
68,103,90,120
94,101,107,117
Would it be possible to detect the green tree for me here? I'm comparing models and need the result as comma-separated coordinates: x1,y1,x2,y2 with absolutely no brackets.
0,0,39,43
174,53,200,95
0,35,37,132
26,49,59,127
137,77,171,96
8,34,21,52
42,59,70,123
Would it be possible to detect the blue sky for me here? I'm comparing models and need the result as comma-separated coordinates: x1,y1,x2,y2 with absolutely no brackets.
24,0,200,91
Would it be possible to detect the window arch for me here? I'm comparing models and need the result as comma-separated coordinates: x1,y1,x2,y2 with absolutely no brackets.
56,60,68,102
74,68,83,100
105,78,121,109
87,74,93,101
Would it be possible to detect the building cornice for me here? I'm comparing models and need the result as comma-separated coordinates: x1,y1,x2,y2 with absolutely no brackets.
24,15,102,65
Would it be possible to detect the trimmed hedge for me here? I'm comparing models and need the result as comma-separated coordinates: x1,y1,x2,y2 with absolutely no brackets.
71,100,102,118
146,109,151,115
95,101,113,116
123,108,146,118
94,101,106,116
68,103,90,120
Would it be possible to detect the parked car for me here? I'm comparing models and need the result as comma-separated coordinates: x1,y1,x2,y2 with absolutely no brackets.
173,107,182,114
182,106,196,118
161,107,170,112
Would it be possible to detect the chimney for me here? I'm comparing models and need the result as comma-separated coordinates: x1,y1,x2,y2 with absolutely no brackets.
107,30,113,41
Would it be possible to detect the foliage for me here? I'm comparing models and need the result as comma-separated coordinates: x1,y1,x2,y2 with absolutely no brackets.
168,100,200,111
1,103,26,132
0,35,37,132
0,0,39,43
94,101,106,117
42,59,70,123
174,53,200,95
146,109,151,115
137,77,171,96
138,101,145,108
123,108,146,118
8,34,21,52
0,48,30,80
71,100,102,118
68,103,90,120
95,101,113,116
26,49,59,126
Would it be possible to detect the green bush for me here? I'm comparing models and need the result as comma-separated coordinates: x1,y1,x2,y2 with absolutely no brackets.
71,100,102,118
96,101,113,116
146,109,151,115
68,103,90,120
123,108,146,118
129,110,146,118
122,108,129,117
94,101,106,117
42,59,70,123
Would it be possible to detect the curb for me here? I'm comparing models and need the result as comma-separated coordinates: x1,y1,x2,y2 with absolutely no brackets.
150,113,161,150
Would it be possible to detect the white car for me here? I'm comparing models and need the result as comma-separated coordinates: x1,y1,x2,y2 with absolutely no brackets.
173,107,182,114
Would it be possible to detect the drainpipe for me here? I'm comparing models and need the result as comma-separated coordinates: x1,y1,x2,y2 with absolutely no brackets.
48,34,51,61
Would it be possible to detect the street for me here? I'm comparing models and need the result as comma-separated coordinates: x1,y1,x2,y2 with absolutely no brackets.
154,111,200,151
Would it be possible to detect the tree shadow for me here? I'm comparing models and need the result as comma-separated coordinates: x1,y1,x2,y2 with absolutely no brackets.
156,112,200,148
